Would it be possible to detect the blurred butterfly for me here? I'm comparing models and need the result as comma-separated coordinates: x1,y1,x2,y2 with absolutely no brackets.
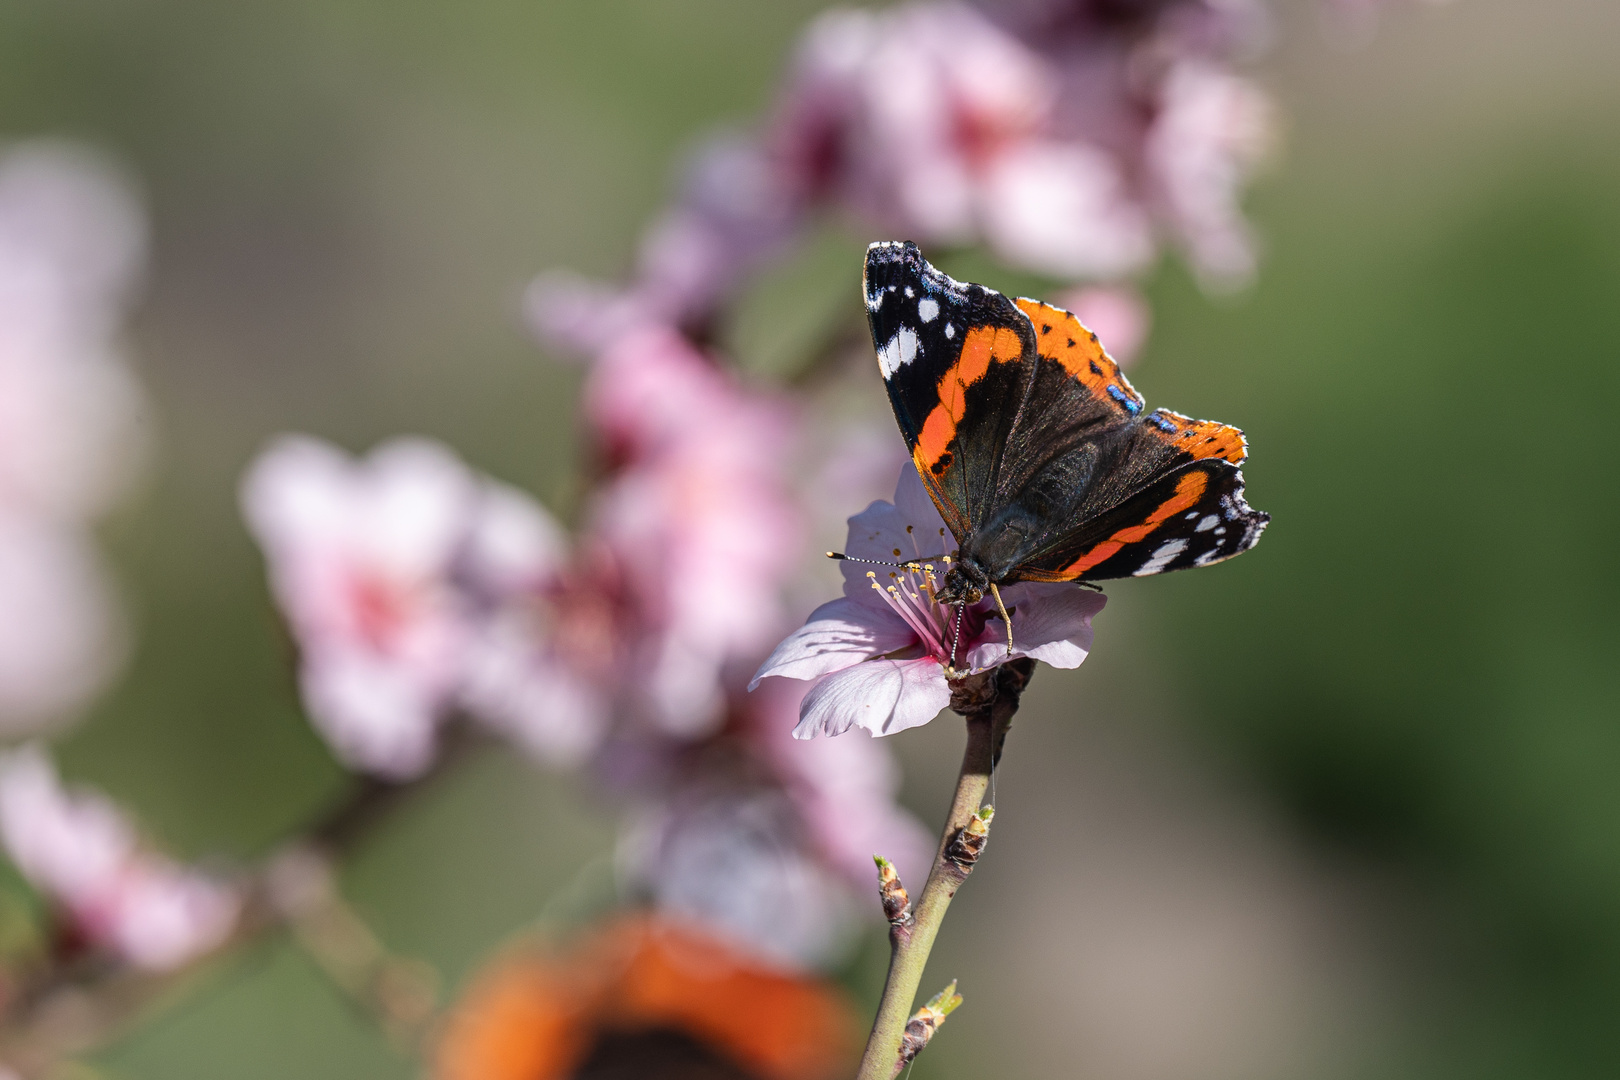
858,241,1268,635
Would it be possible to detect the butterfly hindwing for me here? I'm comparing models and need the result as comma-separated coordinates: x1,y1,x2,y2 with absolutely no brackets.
1012,459,1267,582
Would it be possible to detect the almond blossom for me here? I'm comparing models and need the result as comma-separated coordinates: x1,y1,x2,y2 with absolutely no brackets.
583,326,802,737
752,467,1106,739
455,481,611,768
0,141,147,733
0,512,125,731
618,678,930,970
242,436,481,778
529,0,1274,355
777,3,1154,280
0,746,239,971
0,140,146,522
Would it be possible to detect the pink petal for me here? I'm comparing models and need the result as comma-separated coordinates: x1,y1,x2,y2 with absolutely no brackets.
837,468,953,604
891,467,950,546
794,657,950,739
749,596,914,690
966,584,1107,672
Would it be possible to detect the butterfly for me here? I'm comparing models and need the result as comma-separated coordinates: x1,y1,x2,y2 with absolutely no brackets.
860,241,1268,632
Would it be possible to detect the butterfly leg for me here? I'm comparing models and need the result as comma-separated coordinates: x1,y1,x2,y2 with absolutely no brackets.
989,583,1014,657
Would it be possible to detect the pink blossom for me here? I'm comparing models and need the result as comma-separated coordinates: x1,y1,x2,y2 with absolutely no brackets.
752,467,1105,739
770,1,1273,285
1145,60,1273,289
0,142,146,733
584,327,802,737
618,678,929,970
528,136,802,356
456,482,611,767
529,0,1275,363
0,141,147,523
775,3,1147,280
0,746,239,970
621,784,855,970
0,512,125,732
241,436,481,778
1056,283,1151,366
748,677,932,890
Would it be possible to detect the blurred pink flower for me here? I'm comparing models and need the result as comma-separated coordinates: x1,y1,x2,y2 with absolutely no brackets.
779,3,1156,279
0,141,147,734
584,326,802,737
242,436,481,779
0,746,239,971
1057,283,1151,366
0,140,146,523
0,512,125,732
619,678,929,970
528,136,802,356
772,0,1271,284
621,783,855,970
529,0,1275,357
1145,60,1273,288
752,467,1105,738
456,481,612,767
749,677,932,889
243,434,623,774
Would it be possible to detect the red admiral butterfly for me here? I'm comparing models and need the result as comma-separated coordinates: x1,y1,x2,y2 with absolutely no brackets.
861,241,1268,622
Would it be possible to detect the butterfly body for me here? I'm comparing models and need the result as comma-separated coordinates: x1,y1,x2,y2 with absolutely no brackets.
864,241,1268,596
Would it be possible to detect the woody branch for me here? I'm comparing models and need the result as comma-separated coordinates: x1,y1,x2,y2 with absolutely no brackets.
855,657,1034,1080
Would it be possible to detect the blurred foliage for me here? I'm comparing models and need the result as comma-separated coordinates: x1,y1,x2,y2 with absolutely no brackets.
2,0,1619,1078
1153,152,1620,1078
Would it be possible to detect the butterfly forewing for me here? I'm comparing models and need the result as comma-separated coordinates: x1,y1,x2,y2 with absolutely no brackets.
864,241,1034,541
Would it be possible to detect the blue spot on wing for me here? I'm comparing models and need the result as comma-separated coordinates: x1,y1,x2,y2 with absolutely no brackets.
1107,384,1142,414
1148,411,1178,433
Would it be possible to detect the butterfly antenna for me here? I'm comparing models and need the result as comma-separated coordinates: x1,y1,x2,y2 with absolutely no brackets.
989,583,1013,658
827,551,946,570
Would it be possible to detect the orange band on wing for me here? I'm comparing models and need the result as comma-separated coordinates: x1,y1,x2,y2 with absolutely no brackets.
1057,470,1208,577
1145,409,1247,464
913,324,1022,477
1015,298,1143,413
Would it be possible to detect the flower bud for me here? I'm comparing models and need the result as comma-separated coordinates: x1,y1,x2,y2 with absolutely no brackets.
874,855,912,927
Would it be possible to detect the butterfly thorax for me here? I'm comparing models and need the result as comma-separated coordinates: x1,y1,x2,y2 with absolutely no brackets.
934,556,990,606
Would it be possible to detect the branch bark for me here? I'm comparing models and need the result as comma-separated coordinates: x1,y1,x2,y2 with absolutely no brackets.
853,658,1035,1080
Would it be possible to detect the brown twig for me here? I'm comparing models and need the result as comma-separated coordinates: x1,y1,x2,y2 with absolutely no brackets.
854,658,1035,1080
0,725,485,1076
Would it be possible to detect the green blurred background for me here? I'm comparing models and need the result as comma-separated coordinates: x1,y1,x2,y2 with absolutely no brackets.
3,0,1618,1076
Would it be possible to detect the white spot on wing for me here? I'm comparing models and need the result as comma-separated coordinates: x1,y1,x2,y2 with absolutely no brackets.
944,323,955,339
877,327,920,378
1195,515,1219,533
1132,538,1189,577
917,297,939,323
